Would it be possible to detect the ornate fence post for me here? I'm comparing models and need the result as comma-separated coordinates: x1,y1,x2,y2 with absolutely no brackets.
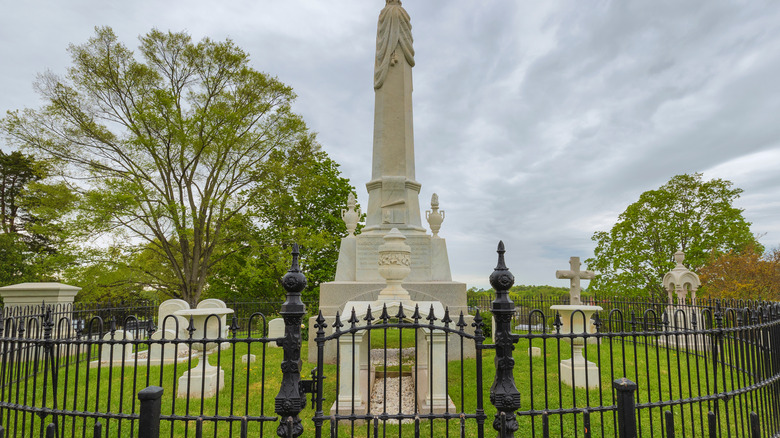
275,244,308,438
489,241,521,437
138,386,164,438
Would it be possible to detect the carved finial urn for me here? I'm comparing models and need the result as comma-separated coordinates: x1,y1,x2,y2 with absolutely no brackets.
425,193,445,237
341,193,361,237
377,228,412,302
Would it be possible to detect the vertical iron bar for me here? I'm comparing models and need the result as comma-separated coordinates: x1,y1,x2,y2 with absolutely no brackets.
474,312,485,438
314,312,327,438
583,410,591,438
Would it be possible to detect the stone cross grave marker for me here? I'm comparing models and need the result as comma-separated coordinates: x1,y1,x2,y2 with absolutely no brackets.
556,256,595,305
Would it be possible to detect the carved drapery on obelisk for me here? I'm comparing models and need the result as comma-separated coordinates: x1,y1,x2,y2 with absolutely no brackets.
374,0,415,90
365,0,423,232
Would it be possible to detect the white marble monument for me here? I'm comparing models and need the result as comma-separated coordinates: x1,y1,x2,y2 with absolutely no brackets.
175,307,234,398
552,256,601,389
661,251,708,350
556,257,594,306
310,0,471,364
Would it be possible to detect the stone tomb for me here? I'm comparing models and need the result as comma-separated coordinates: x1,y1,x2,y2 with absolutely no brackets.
331,300,456,416
147,298,232,367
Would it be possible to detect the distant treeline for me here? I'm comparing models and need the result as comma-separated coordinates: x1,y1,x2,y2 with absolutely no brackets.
468,285,589,302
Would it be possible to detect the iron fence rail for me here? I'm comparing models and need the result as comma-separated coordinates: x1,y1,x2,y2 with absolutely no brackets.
0,246,778,437
0,303,778,437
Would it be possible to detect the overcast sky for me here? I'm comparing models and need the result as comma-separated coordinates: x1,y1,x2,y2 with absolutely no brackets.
2,0,779,290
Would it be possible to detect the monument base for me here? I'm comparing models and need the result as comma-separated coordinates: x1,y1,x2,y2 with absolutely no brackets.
419,397,457,415
330,400,369,417
559,358,600,389
309,281,473,363
177,362,225,398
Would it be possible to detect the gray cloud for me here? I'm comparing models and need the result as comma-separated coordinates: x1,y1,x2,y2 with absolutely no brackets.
2,0,779,289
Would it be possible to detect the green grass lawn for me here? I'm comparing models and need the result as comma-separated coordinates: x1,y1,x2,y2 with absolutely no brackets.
0,329,772,437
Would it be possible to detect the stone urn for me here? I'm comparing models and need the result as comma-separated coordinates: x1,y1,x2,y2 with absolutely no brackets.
342,193,361,237
425,193,445,237
377,228,412,302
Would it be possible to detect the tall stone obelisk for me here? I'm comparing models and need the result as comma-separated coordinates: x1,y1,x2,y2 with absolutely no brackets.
310,0,469,362
364,0,423,233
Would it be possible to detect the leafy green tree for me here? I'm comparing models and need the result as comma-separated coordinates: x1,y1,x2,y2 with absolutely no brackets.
0,150,76,285
0,151,39,236
207,137,356,302
3,27,314,305
65,244,181,303
586,173,758,299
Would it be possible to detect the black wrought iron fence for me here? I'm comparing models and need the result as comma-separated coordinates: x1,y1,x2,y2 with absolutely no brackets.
0,243,778,437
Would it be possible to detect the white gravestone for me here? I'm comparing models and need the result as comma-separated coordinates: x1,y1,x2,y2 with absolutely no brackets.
268,318,285,347
550,305,602,389
148,328,186,364
197,299,230,348
100,330,134,364
158,299,190,338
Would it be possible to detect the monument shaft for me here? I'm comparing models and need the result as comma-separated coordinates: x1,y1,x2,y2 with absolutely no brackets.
365,0,422,231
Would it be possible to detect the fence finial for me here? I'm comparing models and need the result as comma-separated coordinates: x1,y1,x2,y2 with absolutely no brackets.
490,241,514,293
